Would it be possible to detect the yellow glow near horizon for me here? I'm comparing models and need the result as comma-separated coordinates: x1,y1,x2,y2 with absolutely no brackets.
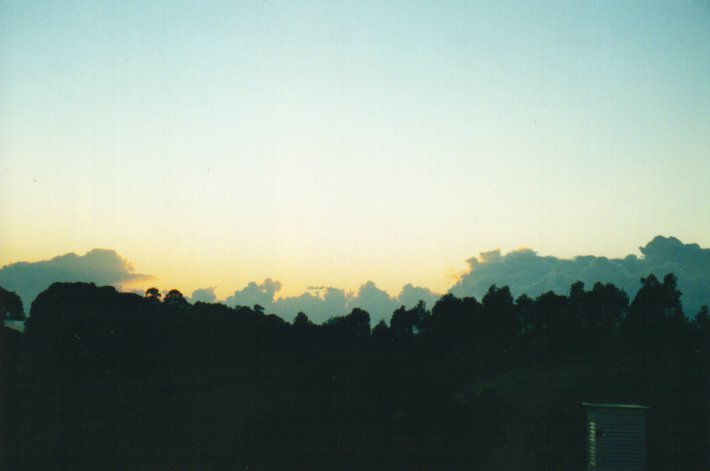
2,2,709,303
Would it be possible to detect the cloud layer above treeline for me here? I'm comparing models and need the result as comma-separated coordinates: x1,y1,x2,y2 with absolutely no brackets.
223,280,440,324
2,236,709,322
450,235,710,315
0,249,148,310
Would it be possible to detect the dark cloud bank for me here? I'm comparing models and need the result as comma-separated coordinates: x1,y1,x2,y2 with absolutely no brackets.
0,249,148,310
450,235,710,315
2,236,709,323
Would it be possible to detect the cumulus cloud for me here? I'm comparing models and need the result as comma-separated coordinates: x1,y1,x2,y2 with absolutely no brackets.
398,284,440,310
0,249,149,307
189,287,217,304
224,279,435,324
349,281,399,323
8,236,706,325
225,280,354,323
450,236,710,315
225,279,282,310
272,287,350,323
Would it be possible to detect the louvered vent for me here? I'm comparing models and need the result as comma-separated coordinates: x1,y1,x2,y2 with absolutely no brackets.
583,403,648,471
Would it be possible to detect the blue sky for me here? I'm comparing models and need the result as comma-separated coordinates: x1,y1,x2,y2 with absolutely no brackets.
2,1,709,298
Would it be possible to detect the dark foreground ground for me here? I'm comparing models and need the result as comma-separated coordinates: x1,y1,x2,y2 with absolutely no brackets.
1,281,708,470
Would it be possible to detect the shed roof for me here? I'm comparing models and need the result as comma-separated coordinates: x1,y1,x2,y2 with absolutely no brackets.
583,402,649,410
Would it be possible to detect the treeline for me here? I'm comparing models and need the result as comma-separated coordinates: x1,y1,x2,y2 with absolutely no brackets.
1,274,708,470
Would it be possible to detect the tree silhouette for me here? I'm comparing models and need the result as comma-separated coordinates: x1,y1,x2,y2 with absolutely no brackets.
430,293,479,342
145,287,161,303
292,311,311,329
0,286,24,324
527,290,577,347
327,307,370,341
693,305,710,342
515,293,535,336
584,282,628,337
164,288,189,307
482,285,516,339
623,273,688,339
390,301,427,339
371,319,392,342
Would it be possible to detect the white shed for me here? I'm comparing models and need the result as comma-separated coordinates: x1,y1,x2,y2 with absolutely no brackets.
583,403,649,471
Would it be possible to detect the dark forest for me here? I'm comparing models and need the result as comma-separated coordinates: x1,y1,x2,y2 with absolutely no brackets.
1,273,708,470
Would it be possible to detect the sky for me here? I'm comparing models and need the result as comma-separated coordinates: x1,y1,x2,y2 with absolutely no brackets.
2,1,709,302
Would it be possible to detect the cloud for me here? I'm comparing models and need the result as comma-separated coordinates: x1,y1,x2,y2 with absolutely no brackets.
224,279,435,325
398,284,440,310
349,281,399,324
272,287,350,323
0,249,149,308
450,236,710,315
6,235,707,326
274,281,399,324
224,281,352,323
189,287,217,304
224,278,282,309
